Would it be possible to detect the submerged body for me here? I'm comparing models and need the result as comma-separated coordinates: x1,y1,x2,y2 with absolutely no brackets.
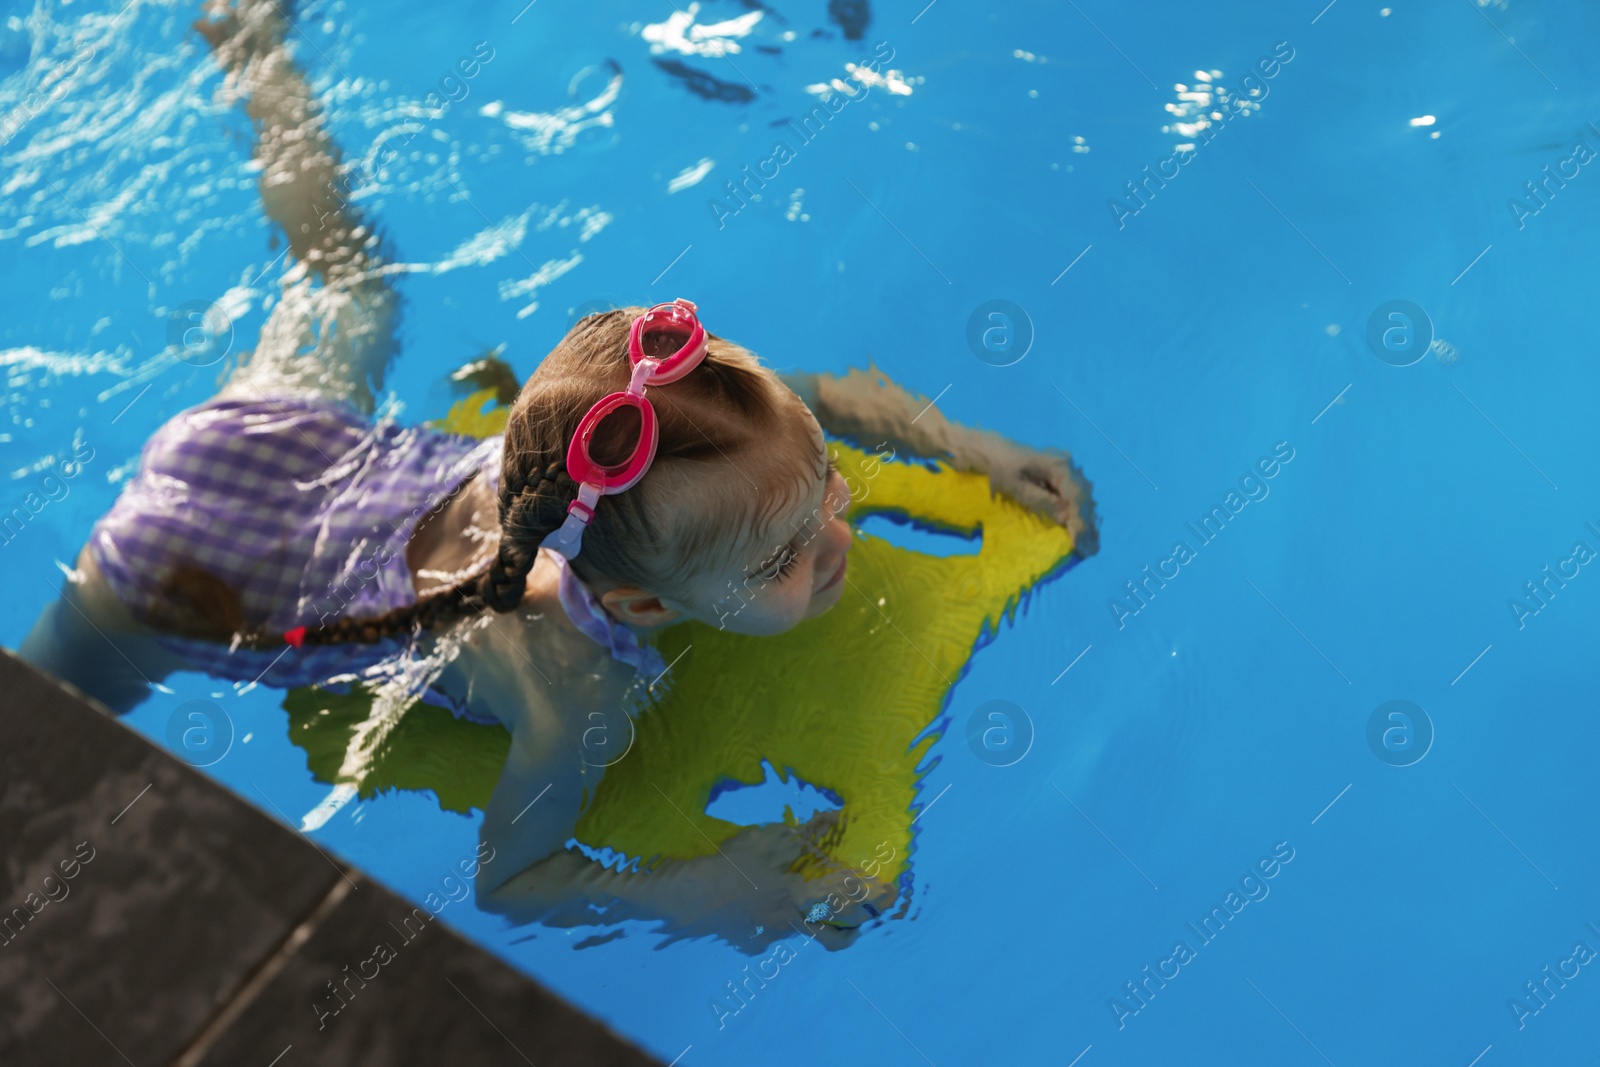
21,0,1097,946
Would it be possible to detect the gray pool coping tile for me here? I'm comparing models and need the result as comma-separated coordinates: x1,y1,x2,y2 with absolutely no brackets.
194,883,658,1066
0,648,662,1067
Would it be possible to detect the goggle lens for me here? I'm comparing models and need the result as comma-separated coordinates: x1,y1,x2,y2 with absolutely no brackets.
635,303,698,362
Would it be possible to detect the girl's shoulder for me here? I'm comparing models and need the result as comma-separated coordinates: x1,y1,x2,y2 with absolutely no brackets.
511,549,641,681
445,551,634,733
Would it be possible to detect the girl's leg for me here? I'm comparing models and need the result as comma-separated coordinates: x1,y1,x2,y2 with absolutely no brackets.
18,548,188,715
200,0,399,416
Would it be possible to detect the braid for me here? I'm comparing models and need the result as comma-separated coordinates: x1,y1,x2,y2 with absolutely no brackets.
272,458,576,648
480,459,572,612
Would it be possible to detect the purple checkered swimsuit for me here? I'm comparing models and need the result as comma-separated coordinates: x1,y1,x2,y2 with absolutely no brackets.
89,396,665,723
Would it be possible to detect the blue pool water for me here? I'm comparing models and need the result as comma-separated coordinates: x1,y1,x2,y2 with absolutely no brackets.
5,0,1600,1063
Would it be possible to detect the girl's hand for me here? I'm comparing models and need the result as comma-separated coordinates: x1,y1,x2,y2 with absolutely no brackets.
969,434,1096,543
719,813,900,947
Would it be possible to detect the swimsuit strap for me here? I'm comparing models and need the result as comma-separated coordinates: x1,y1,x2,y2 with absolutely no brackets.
546,548,668,680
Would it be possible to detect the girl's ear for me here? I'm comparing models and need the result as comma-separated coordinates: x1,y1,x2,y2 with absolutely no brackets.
598,586,681,628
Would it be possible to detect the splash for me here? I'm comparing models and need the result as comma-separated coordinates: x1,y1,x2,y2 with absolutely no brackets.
1163,69,1256,152
477,60,622,157
640,4,763,59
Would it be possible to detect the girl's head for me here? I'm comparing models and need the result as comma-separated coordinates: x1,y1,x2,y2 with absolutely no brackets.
306,306,853,646
489,306,854,636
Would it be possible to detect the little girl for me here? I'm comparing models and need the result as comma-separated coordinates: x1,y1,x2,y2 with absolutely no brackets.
22,0,1093,907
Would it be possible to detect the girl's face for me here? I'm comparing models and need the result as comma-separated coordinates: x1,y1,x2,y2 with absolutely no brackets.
594,409,855,636
671,423,855,636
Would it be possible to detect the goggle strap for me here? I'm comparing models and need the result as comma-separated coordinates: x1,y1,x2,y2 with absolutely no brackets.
549,299,707,563
628,358,655,395
539,482,602,560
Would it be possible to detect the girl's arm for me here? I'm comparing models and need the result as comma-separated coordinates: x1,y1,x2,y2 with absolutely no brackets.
479,809,896,955
469,659,600,896
476,714,592,896
461,599,633,898
466,611,899,947
783,366,1098,552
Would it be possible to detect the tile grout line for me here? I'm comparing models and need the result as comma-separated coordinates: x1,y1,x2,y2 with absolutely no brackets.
171,873,359,1067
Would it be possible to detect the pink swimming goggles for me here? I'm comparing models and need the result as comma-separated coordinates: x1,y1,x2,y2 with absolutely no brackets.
540,298,710,560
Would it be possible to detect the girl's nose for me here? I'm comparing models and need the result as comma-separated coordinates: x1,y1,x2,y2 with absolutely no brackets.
813,518,852,587
832,515,854,556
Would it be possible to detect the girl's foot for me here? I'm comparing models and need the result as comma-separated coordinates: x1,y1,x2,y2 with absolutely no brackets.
193,0,290,75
